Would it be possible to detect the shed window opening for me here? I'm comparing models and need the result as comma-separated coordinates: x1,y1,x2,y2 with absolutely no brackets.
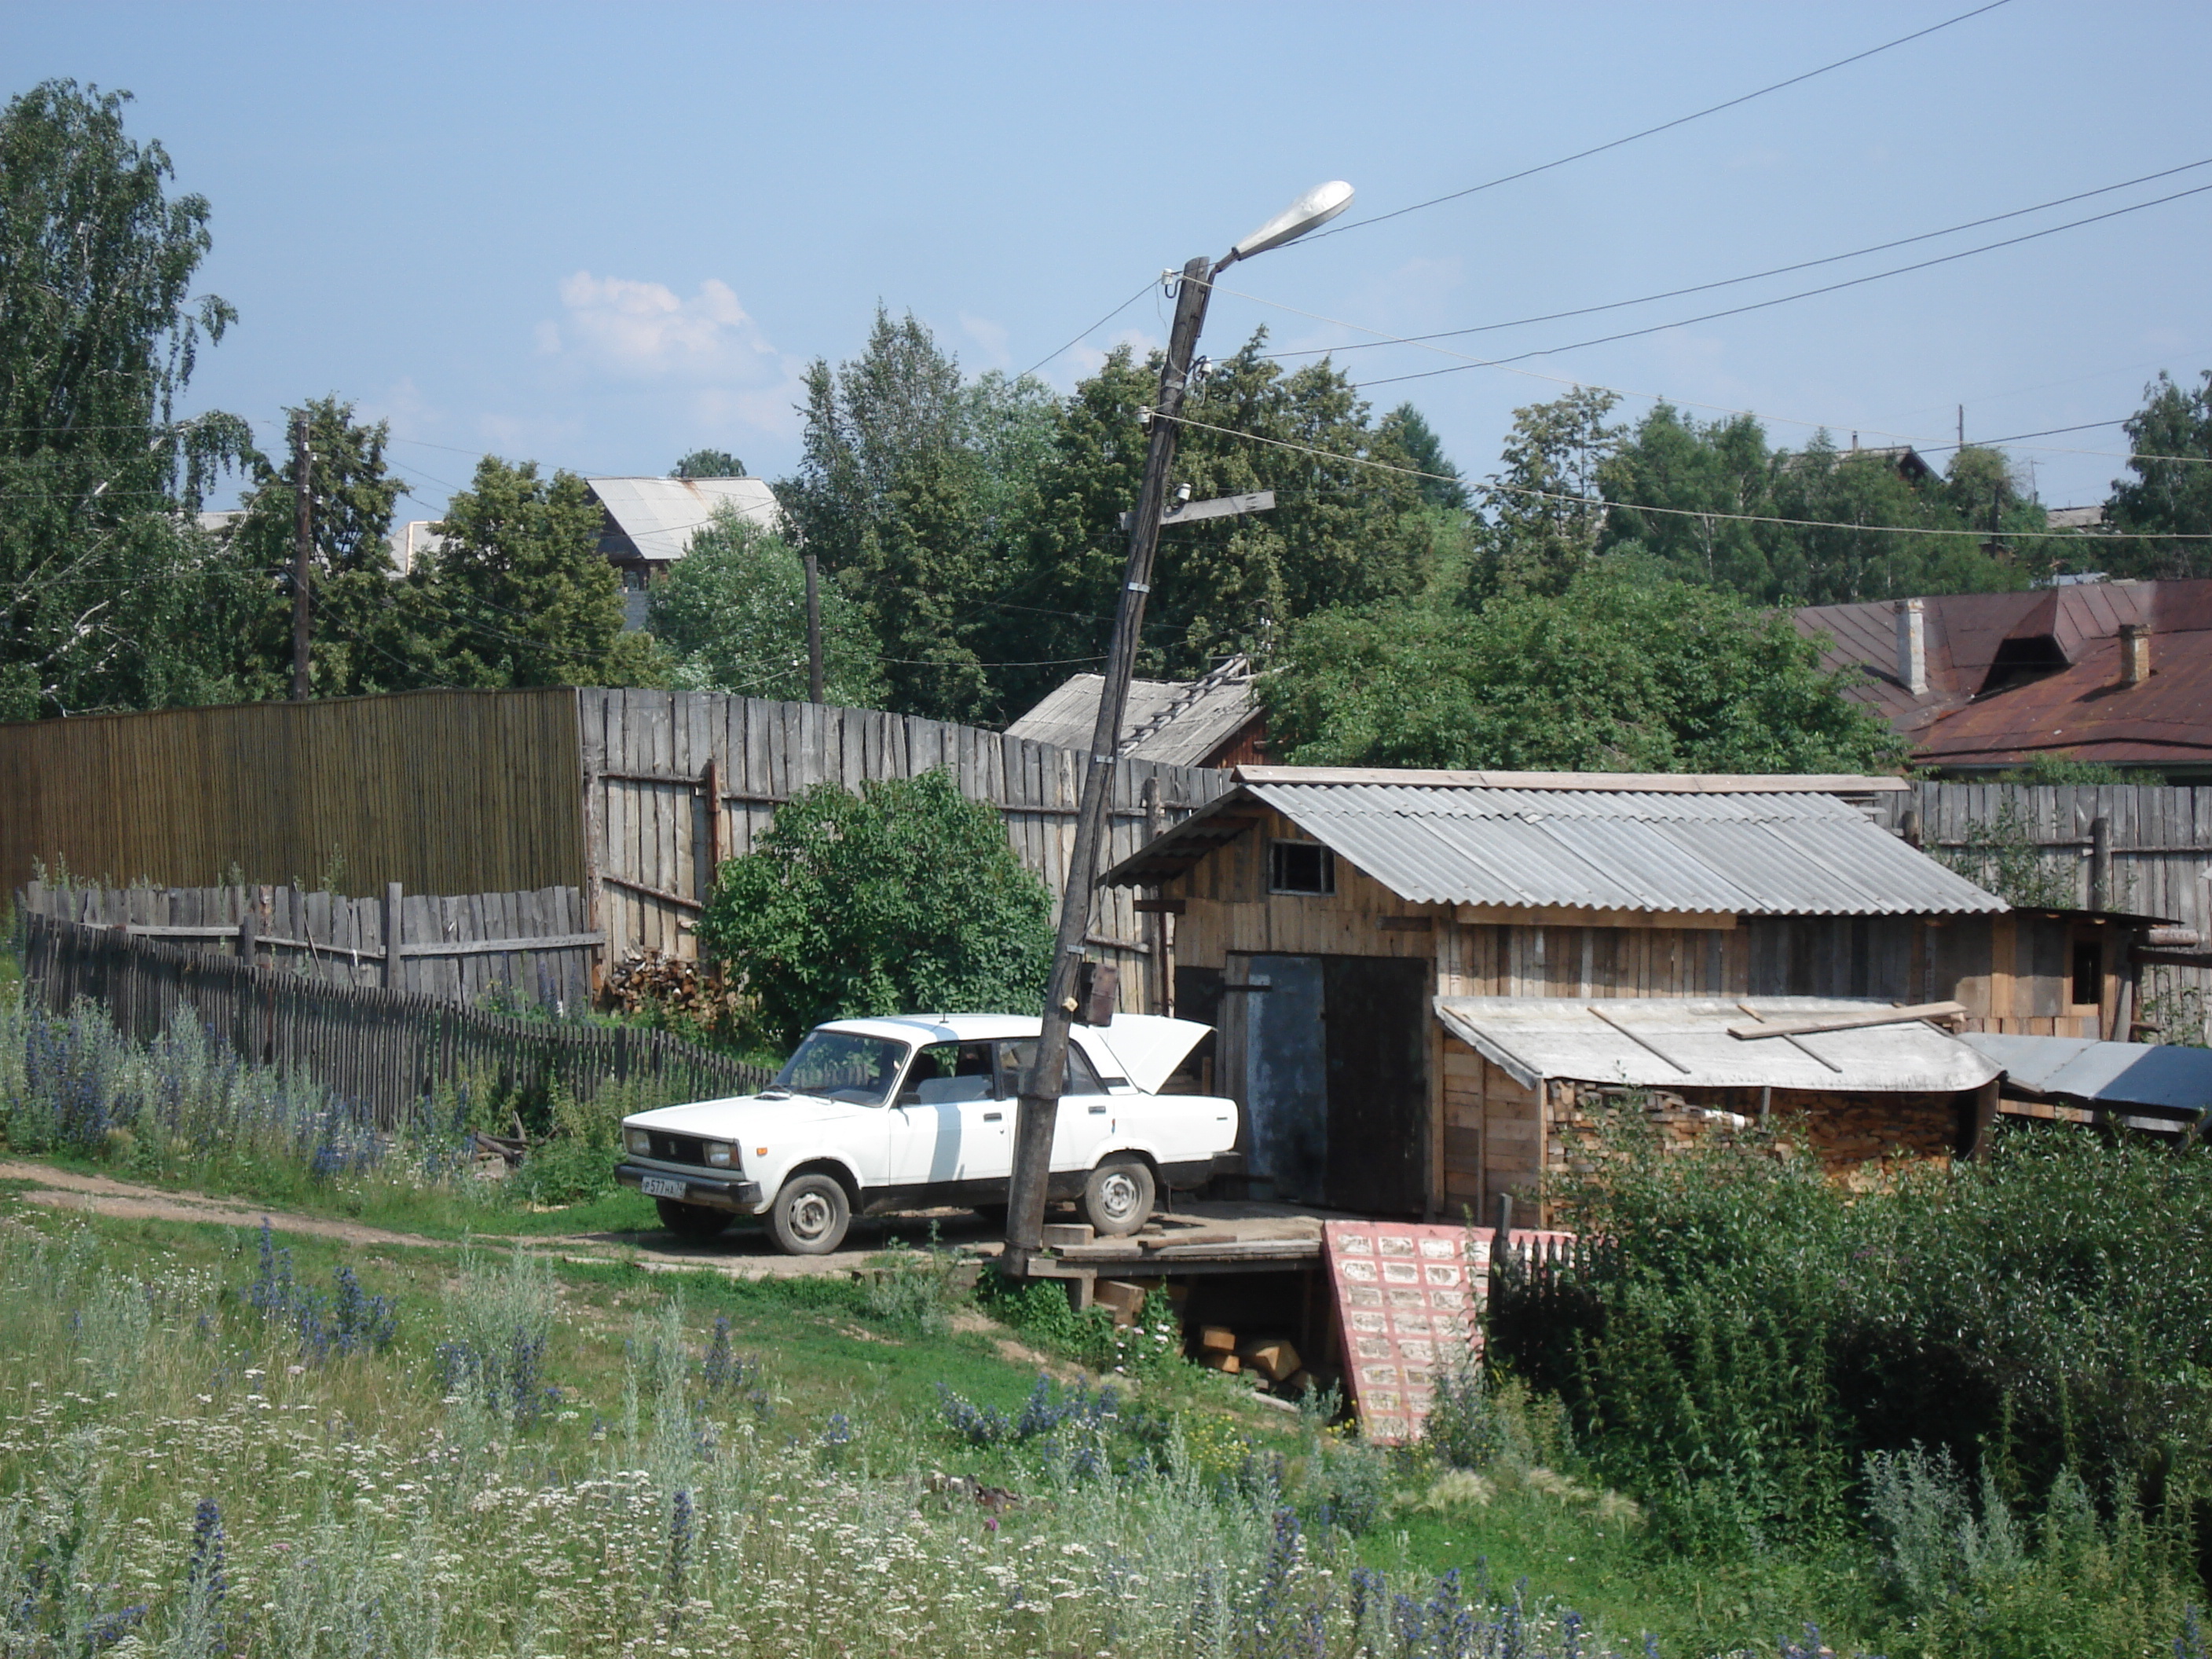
2071,939,2103,1008
1268,838,1335,895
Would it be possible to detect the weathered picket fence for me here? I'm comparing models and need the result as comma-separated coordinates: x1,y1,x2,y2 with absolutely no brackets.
21,914,767,1125
16,880,598,1010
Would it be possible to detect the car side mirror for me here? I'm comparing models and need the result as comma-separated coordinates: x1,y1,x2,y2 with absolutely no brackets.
896,1089,921,1108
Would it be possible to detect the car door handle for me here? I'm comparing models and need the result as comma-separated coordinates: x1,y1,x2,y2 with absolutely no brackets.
1088,1104,1108,1115
983,1111,1002,1122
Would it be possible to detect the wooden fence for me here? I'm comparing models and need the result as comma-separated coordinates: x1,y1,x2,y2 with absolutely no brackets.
1868,782,2212,1035
21,914,769,1126
17,880,599,1009
577,689,1233,1013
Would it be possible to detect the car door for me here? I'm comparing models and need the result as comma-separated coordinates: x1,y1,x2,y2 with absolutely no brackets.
996,1038,1113,1173
887,1042,994,1189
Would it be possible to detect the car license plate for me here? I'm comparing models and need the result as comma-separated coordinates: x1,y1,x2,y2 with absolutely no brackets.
639,1176,687,1200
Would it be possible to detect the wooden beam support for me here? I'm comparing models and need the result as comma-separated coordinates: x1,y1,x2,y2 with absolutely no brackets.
1728,1001,1966,1040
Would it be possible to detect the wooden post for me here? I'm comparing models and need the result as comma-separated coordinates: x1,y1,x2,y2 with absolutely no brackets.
1143,776,1170,1016
290,410,313,701
702,757,723,880
804,554,824,705
238,909,258,968
2089,815,2111,911
382,881,404,991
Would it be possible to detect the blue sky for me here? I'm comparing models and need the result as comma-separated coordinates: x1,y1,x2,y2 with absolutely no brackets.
6,2,2208,522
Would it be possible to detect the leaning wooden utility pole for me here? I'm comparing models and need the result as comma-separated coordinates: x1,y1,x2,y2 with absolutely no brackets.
1002,255,1214,1274
290,410,313,701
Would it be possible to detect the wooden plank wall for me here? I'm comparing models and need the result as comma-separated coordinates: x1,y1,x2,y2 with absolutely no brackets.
0,689,585,900
17,880,597,1011
21,916,768,1127
1867,782,2212,1035
576,690,1234,1011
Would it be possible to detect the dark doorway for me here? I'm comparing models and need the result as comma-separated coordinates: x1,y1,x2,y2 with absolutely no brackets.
1235,952,1429,1215
1323,957,1429,1214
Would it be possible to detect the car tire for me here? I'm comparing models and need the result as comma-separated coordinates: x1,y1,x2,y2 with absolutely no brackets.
654,1197,731,1241
1082,1157,1155,1236
769,1172,852,1255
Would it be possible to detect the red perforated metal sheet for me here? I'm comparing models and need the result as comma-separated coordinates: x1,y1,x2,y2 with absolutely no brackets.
1323,1221,1574,1445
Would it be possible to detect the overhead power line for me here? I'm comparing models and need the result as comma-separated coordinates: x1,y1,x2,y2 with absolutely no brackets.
1014,276,1159,381
1265,158,2212,361
1299,0,2016,244
1146,408,2212,540
1344,180,2212,390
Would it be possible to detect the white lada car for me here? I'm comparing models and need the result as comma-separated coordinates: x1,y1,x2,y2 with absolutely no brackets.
613,1013,1240,1254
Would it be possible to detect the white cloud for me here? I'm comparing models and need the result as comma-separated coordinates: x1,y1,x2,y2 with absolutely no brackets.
961,313,1011,368
1063,326,1160,384
544,271,797,389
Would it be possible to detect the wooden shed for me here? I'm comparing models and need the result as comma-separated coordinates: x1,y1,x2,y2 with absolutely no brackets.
1103,767,2155,1221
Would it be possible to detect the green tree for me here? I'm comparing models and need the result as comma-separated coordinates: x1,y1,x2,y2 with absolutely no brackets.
781,309,1057,721
0,80,255,720
696,769,1053,1049
671,448,746,478
1262,560,1902,773
995,335,1433,718
2104,368,2212,578
1471,386,1623,598
648,508,884,704
1379,401,1467,510
226,397,417,698
420,456,656,687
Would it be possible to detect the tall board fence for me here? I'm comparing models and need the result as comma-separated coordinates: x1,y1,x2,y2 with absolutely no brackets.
21,914,770,1126
17,880,599,1009
1870,782,2212,1036
577,689,1234,1013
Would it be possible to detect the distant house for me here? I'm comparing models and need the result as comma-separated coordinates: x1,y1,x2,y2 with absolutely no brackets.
1795,578,2212,778
1097,767,2159,1222
1005,654,1265,769
584,476,782,630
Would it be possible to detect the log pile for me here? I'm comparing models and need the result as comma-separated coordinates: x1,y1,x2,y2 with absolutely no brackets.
601,950,745,1031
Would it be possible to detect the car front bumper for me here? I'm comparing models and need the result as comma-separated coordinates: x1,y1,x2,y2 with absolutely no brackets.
614,1163,764,1212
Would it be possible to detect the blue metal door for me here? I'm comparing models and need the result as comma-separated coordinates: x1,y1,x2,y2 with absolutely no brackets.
1242,954,1328,1203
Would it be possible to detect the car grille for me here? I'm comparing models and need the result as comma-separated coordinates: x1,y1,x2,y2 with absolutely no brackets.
645,1131,711,1166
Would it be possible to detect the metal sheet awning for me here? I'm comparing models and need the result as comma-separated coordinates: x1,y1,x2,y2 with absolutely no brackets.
1434,996,2001,1093
1961,1032,2212,1116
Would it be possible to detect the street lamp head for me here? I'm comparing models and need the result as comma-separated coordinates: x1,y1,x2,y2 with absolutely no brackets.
1217,181,1354,270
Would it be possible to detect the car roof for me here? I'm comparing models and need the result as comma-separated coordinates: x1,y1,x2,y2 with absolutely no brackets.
816,1013,1042,1045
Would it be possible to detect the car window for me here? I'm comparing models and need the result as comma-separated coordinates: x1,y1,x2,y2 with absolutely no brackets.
773,1031,910,1106
994,1039,1104,1097
899,1042,997,1104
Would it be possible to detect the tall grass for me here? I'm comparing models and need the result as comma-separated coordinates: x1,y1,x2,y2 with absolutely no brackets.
0,1210,1660,1659
1489,1111,2211,1653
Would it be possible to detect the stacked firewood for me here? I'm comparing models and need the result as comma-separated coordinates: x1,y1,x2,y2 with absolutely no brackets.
601,950,746,1028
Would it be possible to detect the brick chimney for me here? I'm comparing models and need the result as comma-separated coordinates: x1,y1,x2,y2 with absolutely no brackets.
1893,598,1928,694
2120,621,2150,687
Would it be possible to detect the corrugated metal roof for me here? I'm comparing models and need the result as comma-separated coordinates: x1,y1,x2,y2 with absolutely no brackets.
1005,660,1259,767
587,476,781,564
1436,996,1999,1093
1963,1032,2212,1115
1111,778,2003,914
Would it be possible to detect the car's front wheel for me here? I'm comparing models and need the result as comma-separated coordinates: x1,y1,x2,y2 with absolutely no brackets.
655,1197,732,1241
1082,1157,1155,1236
769,1172,852,1255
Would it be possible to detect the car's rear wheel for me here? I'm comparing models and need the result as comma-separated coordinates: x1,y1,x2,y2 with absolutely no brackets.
1082,1157,1155,1236
655,1198,731,1240
770,1172,852,1255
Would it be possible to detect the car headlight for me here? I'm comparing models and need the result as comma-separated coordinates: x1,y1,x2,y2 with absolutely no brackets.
702,1141,736,1168
624,1128,650,1155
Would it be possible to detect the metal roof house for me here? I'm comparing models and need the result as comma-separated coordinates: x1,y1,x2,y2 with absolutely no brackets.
1104,766,2159,1222
586,476,782,628
1005,654,1265,769
1796,578,2212,778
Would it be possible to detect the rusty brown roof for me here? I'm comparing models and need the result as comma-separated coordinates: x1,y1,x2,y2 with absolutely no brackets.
1796,579,2212,769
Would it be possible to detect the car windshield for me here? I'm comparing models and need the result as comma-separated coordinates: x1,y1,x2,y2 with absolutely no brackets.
772,1031,911,1106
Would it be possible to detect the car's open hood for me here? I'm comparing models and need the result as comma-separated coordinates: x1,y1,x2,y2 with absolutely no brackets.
1086,1014,1213,1095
